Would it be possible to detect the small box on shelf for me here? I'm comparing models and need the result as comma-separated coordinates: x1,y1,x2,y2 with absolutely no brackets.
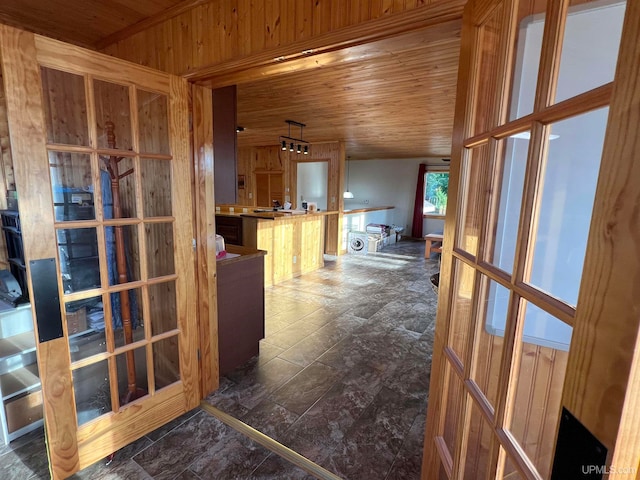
66,307,87,335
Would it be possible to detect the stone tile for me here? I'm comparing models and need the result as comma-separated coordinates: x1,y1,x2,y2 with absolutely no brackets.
263,320,323,349
383,353,431,399
249,453,316,479
0,435,50,480
133,411,230,480
73,460,154,480
271,362,342,415
188,430,271,479
172,469,202,479
220,357,304,410
286,382,376,452
257,340,285,365
0,426,43,457
241,399,299,443
302,307,346,326
385,413,427,480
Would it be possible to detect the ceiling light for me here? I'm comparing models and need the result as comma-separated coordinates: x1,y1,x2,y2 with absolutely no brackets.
279,120,310,155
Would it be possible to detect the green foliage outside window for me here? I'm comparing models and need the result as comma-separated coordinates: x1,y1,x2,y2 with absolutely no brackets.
425,172,449,214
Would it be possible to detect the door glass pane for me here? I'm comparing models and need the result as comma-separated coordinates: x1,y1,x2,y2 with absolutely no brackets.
66,295,106,363
102,156,137,219
106,224,140,286
489,134,529,272
153,335,180,390
439,464,449,480
463,399,495,479
555,0,626,104
458,144,489,257
111,287,143,349
509,302,571,479
502,452,525,479
49,152,95,222
138,89,170,155
443,364,464,455
476,277,510,407
149,281,177,336
448,259,475,363
94,80,133,151
528,107,609,306
473,3,506,134
73,359,111,426
146,223,175,278
508,2,545,120
116,346,148,406
57,228,100,294
142,158,172,217
40,67,89,146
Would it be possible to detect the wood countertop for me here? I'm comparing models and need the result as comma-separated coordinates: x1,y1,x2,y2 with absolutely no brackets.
240,210,338,220
216,244,266,265
343,206,395,214
217,210,338,220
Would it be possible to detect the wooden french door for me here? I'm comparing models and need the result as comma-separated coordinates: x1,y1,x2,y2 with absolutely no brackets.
0,26,199,478
423,0,637,479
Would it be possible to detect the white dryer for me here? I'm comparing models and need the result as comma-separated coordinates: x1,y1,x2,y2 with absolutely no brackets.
348,231,368,255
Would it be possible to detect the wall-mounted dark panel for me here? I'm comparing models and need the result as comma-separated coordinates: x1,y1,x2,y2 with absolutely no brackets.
551,407,607,480
30,258,63,343
213,85,238,205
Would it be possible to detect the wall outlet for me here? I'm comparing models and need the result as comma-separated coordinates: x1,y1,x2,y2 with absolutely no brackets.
248,192,253,199
363,199,369,204
293,255,297,264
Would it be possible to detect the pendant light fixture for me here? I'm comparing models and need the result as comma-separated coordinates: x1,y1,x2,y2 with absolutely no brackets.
343,157,354,199
279,119,309,155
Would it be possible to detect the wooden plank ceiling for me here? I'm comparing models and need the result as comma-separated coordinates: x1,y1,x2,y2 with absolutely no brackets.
0,1,461,160
236,26,461,159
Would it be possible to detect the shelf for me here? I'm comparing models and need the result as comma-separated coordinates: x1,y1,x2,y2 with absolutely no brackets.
0,331,36,359
0,363,40,401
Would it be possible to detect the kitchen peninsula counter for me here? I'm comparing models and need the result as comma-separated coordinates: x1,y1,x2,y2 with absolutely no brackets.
238,210,339,286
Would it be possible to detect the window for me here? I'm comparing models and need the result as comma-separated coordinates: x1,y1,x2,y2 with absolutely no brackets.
424,170,449,216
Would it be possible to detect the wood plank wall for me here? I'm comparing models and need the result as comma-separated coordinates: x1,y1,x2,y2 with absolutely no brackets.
237,141,343,255
101,0,450,76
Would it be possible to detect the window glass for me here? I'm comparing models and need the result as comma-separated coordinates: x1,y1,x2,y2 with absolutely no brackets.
555,0,626,104
528,108,609,306
424,171,449,216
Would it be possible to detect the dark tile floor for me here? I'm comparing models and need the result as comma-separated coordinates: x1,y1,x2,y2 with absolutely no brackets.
1,239,439,479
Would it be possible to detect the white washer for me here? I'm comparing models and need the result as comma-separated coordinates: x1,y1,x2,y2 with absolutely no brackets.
348,231,368,255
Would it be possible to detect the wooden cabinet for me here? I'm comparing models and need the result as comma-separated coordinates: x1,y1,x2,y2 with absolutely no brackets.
0,302,43,444
216,246,265,375
215,215,243,246
255,172,283,207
